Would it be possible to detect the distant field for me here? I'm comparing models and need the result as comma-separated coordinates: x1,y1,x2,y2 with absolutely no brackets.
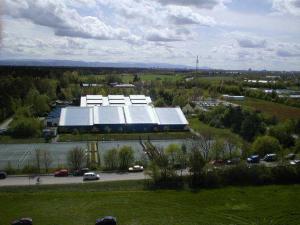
188,117,243,143
0,181,299,225
231,97,300,121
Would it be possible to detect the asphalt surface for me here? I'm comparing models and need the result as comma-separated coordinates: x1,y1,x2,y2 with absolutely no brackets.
0,172,146,187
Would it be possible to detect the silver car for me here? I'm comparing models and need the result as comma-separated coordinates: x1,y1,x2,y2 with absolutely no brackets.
83,172,100,181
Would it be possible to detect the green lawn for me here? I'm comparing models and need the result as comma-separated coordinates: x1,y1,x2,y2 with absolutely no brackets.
0,181,299,225
231,97,300,121
0,135,45,144
188,117,243,143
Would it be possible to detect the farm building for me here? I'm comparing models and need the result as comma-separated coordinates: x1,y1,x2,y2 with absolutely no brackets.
58,105,188,133
80,95,152,107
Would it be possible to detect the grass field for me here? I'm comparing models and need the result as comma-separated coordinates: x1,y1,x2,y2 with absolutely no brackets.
58,131,193,142
0,135,45,144
0,181,299,225
231,97,300,121
188,117,243,143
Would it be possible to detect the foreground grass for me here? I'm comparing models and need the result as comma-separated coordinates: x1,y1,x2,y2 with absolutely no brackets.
231,97,300,121
0,180,299,225
58,131,193,142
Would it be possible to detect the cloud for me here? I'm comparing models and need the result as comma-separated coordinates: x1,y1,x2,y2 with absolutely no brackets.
167,6,216,25
154,0,226,9
145,29,183,42
276,49,300,57
237,38,267,48
5,0,132,41
271,0,300,16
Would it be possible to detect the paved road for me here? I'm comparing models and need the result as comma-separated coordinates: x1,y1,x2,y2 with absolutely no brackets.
0,172,147,187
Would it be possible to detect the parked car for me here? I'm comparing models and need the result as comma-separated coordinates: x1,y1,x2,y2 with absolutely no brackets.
210,159,226,166
54,169,69,177
0,171,7,179
226,158,240,165
290,160,300,165
128,165,144,172
73,168,90,176
285,153,296,160
95,216,117,225
262,154,277,162
247,155,260,164
11,218,32,225
83,172,100,181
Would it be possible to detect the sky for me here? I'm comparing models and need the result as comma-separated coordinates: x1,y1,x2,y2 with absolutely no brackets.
1,0,300,71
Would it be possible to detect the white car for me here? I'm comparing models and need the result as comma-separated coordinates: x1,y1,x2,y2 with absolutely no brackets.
83,172,100,181
128,165,144,172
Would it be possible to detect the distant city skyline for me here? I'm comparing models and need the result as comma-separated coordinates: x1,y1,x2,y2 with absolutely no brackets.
1,0,300,71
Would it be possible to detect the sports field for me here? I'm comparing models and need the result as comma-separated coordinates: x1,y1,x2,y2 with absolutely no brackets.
0,181,299,225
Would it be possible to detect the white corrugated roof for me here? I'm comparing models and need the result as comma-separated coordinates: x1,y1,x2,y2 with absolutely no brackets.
155,107,188,125
130,95,146,100
124,106,159,124
108,95,125,100
86,95,102,100
131,99,148,104
59,107,93,126
93,106,125,124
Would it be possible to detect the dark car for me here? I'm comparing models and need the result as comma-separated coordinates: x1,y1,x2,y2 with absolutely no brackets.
95,216,117,225
0,171,7,179
54,169,69,177
247,155,260,164
11,218,32,225
73,168,90,176
262,154,277,162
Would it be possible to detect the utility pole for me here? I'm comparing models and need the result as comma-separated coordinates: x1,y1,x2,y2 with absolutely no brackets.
196,55,199,73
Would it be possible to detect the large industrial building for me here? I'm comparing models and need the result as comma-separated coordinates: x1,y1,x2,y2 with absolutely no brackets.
59,95,188,133
80,94,152,107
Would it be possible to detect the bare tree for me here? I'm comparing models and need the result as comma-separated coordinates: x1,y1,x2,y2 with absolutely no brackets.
67,147,86,170
35,149,42,173
42,150,52,173
192,132,214,161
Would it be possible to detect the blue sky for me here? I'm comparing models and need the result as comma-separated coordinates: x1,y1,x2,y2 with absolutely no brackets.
1,0,300,70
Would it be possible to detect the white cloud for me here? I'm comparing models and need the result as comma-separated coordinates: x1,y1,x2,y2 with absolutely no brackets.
167,6,216,25
154,0,228,9
271,0,300,16
237,38,267,48
5,0,132,41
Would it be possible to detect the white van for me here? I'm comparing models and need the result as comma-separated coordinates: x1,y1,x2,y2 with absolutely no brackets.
83,172,100,181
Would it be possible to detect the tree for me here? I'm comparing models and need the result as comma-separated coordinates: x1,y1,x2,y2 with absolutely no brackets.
194,132,214,161
252,136,281,156
42,149,52,173
188,146,206,186
269,124,295,148
104,148,119,170
212,139,225,160
118,146,135,170
165,144,181,167
35,149,42,173
9,117,41,138
294,139,300,154
67,147,86,170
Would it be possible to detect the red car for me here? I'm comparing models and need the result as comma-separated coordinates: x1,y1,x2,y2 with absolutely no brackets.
54,169,69,177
